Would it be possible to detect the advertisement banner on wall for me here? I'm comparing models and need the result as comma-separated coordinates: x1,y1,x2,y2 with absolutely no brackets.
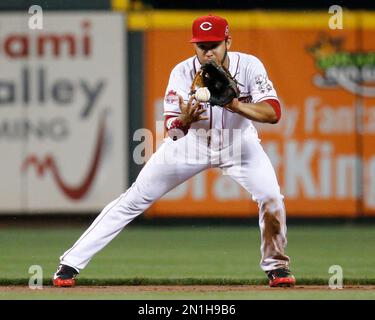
143,12,375,217
0,12,127,212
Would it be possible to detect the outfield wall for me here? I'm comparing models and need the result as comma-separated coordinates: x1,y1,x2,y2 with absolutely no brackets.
1,8,375,218
137,11,375,218
0,12,128,212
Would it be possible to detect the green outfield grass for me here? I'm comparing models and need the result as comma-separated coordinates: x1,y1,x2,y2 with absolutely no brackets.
0,224,374,299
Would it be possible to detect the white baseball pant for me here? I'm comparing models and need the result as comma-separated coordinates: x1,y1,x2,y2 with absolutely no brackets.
60,130,290,272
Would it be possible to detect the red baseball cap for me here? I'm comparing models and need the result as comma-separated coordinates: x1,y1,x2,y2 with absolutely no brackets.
190,14,229,43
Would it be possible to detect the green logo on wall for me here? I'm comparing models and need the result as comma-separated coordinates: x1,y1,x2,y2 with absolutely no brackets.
308,34,375,96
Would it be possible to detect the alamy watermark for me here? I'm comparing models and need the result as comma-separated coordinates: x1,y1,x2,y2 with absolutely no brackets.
328,5,343,30
28,5,43,30
328,265,343,289
132,126,244,173
28,265,43,289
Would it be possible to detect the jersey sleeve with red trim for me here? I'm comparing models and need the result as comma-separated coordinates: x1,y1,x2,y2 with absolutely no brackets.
247,57,279,104
163,64,190,117
263,98,281,122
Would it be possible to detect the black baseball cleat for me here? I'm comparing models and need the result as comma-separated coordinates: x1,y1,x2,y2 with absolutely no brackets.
52,264,79,287
266,268,296,287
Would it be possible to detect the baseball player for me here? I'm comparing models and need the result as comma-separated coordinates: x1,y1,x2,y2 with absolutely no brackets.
53,14,295,288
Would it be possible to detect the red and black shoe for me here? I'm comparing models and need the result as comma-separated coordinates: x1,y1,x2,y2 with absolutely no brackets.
266,268,296,287
52,264,79,287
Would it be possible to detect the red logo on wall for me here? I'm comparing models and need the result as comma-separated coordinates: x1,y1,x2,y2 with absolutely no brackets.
21,115,106,201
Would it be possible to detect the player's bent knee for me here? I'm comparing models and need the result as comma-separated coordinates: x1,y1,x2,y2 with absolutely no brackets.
260,197,284,214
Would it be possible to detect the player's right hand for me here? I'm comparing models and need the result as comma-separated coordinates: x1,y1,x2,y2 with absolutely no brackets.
178,95,208,127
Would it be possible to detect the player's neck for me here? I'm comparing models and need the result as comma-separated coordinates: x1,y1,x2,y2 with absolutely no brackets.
222,55,230,69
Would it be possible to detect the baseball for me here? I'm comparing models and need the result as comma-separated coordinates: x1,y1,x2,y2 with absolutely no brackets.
195,87,211,102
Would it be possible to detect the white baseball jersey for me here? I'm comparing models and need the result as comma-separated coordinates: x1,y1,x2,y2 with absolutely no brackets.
164,51,280,136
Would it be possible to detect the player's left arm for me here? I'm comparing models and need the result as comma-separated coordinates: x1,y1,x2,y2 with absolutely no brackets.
225,99,280,124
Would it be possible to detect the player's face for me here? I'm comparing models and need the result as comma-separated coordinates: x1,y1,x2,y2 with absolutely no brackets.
194,38,231,65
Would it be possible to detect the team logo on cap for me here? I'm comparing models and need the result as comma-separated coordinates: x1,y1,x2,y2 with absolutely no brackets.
200,22,212,31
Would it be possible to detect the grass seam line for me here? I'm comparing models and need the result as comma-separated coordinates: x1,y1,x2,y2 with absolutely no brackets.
2,278,375,286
